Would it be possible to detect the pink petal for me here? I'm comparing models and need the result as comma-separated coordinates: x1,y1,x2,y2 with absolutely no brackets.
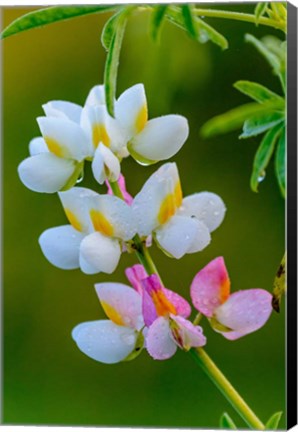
163,288,191,318
142,288,158,327
169,315,206,349
215,289,272,340
106,174,133,205
190,257,230,317
125,264,148,294
146,317,177,360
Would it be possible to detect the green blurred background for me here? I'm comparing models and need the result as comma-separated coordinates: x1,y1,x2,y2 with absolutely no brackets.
2,4,286,429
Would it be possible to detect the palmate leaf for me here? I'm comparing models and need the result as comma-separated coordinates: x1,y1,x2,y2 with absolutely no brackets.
234,80,284,103
265,411,283,429
254,2,269,23
240,111,284,138
250,122,284,193
219,412,237,429
275,126,286,197
0,5,117,39
150,5,168,42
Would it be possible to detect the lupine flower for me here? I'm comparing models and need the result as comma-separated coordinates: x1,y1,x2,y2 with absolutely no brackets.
141,274,206,360
106,174,133,205
72,282,145,364
132,162,226,259
39,187,136,274
190,257,273,340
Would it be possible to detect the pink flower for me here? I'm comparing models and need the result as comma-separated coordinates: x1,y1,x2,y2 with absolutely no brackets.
106,174,133,205
190,257,273,340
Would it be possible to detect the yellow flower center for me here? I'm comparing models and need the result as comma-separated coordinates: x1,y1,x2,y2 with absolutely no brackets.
90,209,114,237
45,136,66,158
135,104,148,133
92,124,110,148
158,181,183,225
101,301,124,326
65,209,83,232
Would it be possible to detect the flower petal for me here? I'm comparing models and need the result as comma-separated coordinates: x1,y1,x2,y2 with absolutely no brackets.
29,137,49,156
18,153,76,193
88,194,136,240
106,174,133,205
179,192,226,232
163,288,191,318
92,144,120,185
125,264,148,294
42,101,82,123
132,162,180,236
155,215,210,259
72,320,137,364
170,315,206,349
39,225,85,269
37,116,91,161
130,115,189,162
95,282,143,330
215,289,272,340
85,85,105,106
191,257,230,317
146,317,177,360
115,83,147,138
58,187,98,233
79,232,121,274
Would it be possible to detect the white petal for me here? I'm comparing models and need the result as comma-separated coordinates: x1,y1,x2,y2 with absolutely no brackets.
115,83,147,138
179,192,226,232
132,162,180,236
72,320,137,364
79,232,121,274
18,153,76,193
39,225,85,269
58,187,99,233
85,85,105,106
29,137,49,156
130,115,189,162
155,215,210,259
91,144,121,185
146,317,177,360
37,116,91,161
42,101,82,123
89,194,136,240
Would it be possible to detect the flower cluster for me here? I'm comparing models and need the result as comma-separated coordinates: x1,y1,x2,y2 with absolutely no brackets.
18,83,273,365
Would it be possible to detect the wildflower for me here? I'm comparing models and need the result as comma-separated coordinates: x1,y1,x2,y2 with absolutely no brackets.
106,174,133,205
132,162,226,258
39,187,136,274
190,257,273,340
72,282,144,364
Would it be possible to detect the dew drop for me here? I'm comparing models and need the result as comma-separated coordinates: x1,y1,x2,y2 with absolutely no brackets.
76,172,84,184
258,170,266,183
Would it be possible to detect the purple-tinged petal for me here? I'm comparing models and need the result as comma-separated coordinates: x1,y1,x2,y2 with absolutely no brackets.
169,315,207,349
163,288,191,318
142,288,158,327
191,257,230,317
106,174,133,205
125,264,148,294
146,317,177,360
215,289,272,340
141,275,177,318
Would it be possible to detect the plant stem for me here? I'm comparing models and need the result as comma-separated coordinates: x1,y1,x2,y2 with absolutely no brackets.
193,8,285,31
190,348,265,430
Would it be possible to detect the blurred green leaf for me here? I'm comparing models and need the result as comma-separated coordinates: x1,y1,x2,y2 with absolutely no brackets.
219,412,237,429
101,8,126,51
245,33,280,71
275,126,286,197
240,111,284,138
272,253,286,312
104,11,128,116
254,2,268,23
250,123,283,192
0,5,117,39
200,100,283,138
181,4,198,39
265,411,283,429
234,80,283,103
150,5,168,42
166,6,228,50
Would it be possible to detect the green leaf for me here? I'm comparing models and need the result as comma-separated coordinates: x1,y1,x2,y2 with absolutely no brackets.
240,111,284,138
254,2,268,23
275,126,286,197
234,81,283,103
245,33,280,72
101,9,125,52
166,6,228,50
265,411,283,429
150,5,168,42
219,412,237,429
250,123,283,193
181,4,198,39
200,100,283,138
104,11,128,117
0,5,117,39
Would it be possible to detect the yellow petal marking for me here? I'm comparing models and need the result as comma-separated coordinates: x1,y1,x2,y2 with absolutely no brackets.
100,301,125,326
64,209,83,232
90,209,114,237
152,290,177,317
135,104,148,134
92,124,110,149
45,136,66,158
174,180,183,207
158,194,176,225
220,278,230,304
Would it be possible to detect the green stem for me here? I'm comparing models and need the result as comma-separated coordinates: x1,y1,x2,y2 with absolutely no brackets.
190,348,265,430
193,8,285,31
133,234,161,278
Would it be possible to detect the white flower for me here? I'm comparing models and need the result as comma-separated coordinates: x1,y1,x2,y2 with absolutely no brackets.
38,187,136,274
132,162,226,259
